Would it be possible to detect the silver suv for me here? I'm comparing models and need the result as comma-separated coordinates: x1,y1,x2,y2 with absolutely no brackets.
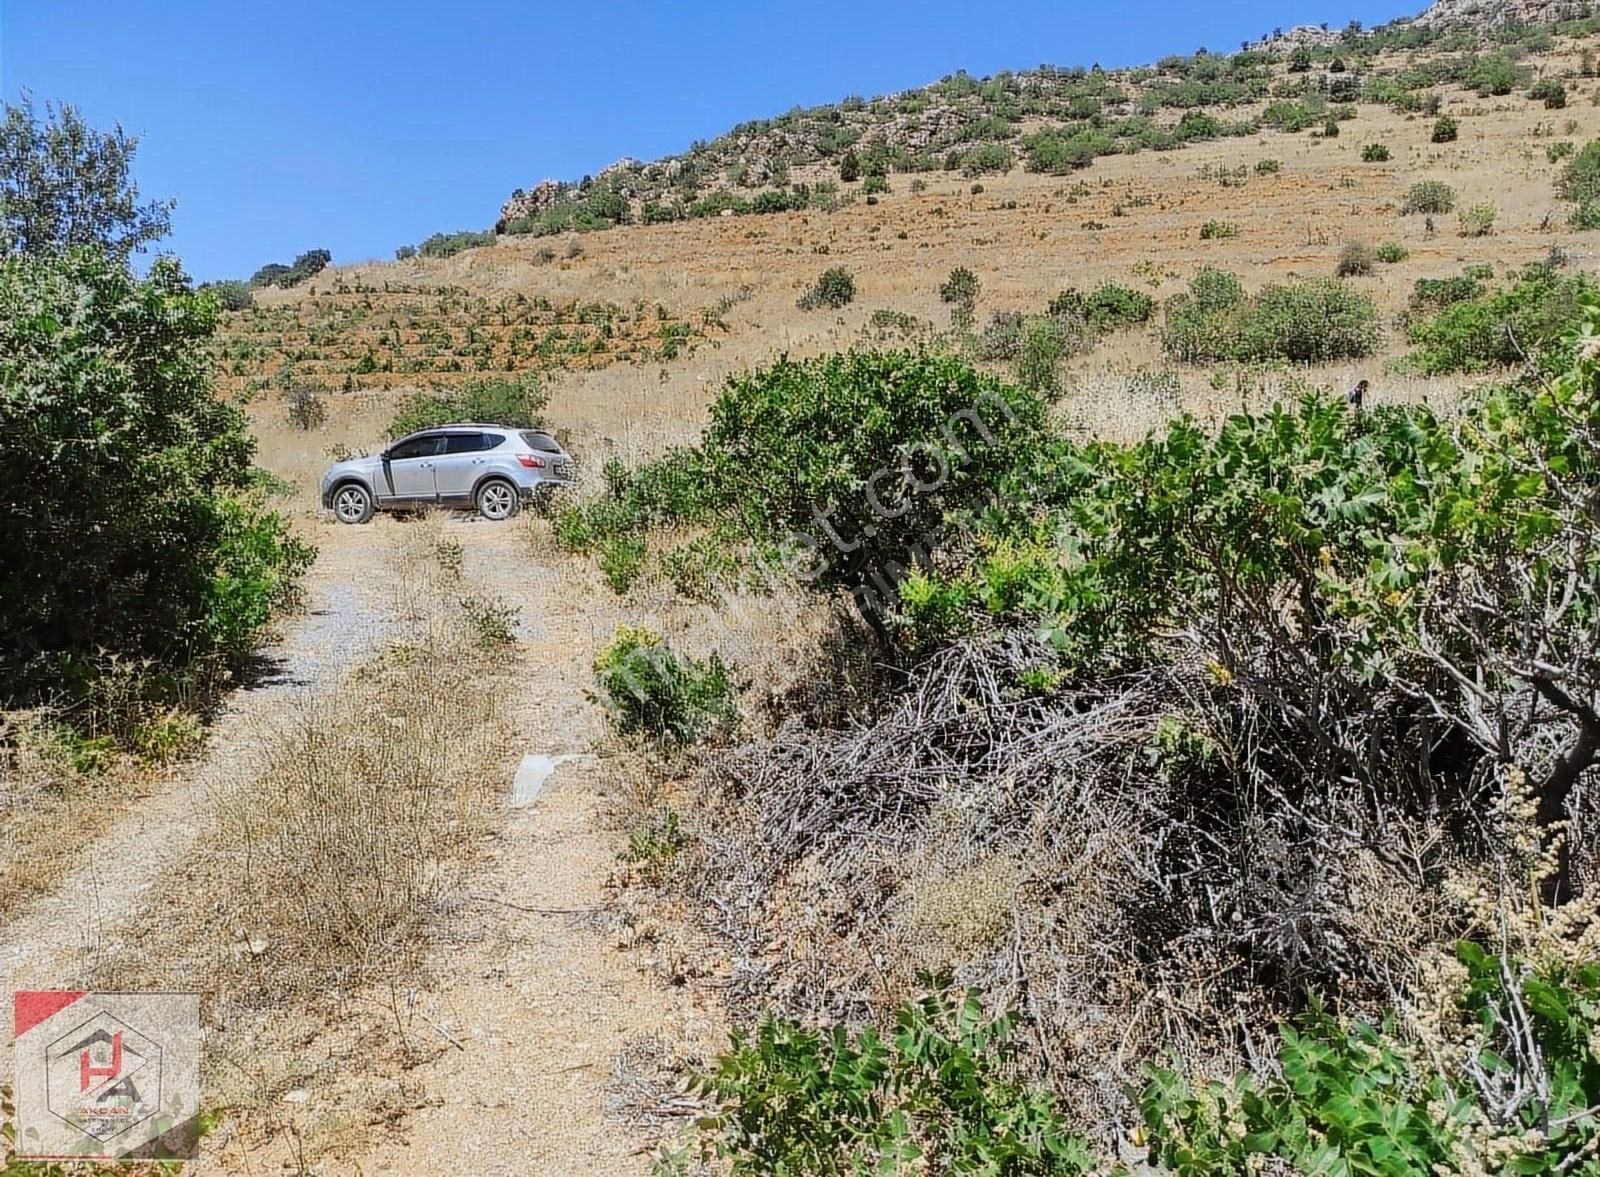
320,424,574,524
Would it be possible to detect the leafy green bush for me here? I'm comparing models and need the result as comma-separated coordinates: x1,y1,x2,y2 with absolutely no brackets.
1162,270,1380,363
670,989,1093,1176
1548,140,1577,163
959,142,1014,176
797,266,856,310
199,279,253,311
1457,202,1496,237
1335,241,1376,277
1060,282,1154,331
1430,114,1459,143
0,250,313,706
417,229,495,258
939,266,980,307
1411,273,1484,311
1254,158,1281,175
1198,219,1239,240
701,350,1048,637
1530,77,1568,109
1406,269,1598,372
1563,139,1600,193
862,173,889,196
249,248,330,288
1015,316,1067,393
1360,142,1391,162
385,373,547,437
592,626,737,746
1400,180,1456,214
1144,944,1600,1177
1376,241,1409,263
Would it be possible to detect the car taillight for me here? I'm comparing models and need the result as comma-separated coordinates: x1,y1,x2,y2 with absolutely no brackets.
516,454,545,468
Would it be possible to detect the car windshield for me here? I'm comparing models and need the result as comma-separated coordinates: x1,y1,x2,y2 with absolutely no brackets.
520,432,563,453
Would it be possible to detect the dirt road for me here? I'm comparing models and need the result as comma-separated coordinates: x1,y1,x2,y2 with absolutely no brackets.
1,515,705,1175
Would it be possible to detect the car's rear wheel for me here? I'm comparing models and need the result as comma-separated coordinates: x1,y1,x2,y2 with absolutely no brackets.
475,478,520,521
332,482,374,524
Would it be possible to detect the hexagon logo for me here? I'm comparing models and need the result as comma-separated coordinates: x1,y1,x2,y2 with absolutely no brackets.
13,991,199,1161
45,1009,164,1144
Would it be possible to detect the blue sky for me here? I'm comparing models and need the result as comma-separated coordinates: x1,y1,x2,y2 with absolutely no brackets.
3,0,1416,281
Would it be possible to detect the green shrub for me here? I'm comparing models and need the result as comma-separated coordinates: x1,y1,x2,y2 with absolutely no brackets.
701,350,1048,636
1144,945,1600,1177
674,988,1094,1177
1254,158,1281,174
1375,241,1409,263
862,173,889,196
394,243,417,260
1198,219,1239,240
1321,116,1340,138
1335,241,1377,277
1400,180,1456,214
1574,200,1600,229
1548,140,1577,163
1558,141,1600,209
417,229,495,258
1015,316,1067,393
386,373,547,437
979,311,1025,360
959,142,1014,176
1406,269,1598,372
1531,77,1568,108
797,266,856,310
1458,202,1496,237
459,593,519,649
0,250,313,706
838,149,860,182
249,248,330,289
939,266,980,307
1430,114,1459,143
1163,270,1380,364
1079,283,1154,330
200,279,253,311
1410,273,1484,312
1360,142,1392,162
592,626,737,746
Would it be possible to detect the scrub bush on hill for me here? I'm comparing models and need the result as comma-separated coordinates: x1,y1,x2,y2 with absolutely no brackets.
1401,179,1456,214
1405,268,1599,373
701,351,1049,640
797,266,856,310
386,372,548,437
249,247,330,288
592,626,738,746
1161,270,1381,363
0,249,312,708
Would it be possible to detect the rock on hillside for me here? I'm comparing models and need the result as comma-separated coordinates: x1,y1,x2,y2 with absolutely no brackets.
1415,0,1594,27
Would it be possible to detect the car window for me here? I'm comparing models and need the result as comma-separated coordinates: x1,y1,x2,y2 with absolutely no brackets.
480,432,506,451
388,435,444,461
443,433,487,455
520,431,563,454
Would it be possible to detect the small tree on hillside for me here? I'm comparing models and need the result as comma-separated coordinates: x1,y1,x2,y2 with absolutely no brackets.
0,95,173,260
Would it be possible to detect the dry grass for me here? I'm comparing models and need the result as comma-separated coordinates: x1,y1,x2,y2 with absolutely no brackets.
84,522,515,1158
0,712,153,919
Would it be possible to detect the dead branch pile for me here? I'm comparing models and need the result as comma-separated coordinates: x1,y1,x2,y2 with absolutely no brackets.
676,625,1483,1129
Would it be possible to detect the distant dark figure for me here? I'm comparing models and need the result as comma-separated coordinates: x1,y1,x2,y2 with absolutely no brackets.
1347,379,1369,411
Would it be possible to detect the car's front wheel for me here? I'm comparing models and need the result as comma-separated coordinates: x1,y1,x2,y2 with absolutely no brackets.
475,478,520,521
332,482,374,525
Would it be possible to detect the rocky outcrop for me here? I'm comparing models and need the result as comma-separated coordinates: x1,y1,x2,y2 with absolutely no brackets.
1414,0,1593,26
496,179,568,231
